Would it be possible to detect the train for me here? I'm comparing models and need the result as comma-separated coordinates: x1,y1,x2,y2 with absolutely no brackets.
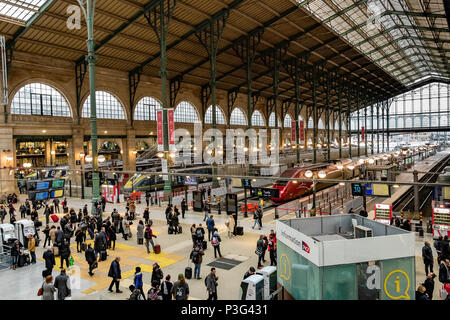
122,165,213,197
270,159,360,203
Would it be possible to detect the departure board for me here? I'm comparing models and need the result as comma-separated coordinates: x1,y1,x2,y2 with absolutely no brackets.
443,187,450,200
433,208,450,226
375,204,392,222
372,184,390,197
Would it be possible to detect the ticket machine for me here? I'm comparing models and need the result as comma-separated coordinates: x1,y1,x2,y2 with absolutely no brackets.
14,220,36,248
240,274,264,300
256,266,277,300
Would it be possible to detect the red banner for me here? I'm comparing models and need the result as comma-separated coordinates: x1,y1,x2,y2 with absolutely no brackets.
300,120,305,142
291,121,296,142
168,109,175,151
361,126,365,141
157,109,163,151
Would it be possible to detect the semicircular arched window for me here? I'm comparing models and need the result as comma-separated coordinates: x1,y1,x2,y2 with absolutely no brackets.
284,114,292,128
175,101,200,123
268,112,281,127
11,83,71,117
251,110,265,126
205,105,226,124
230,107,247,126
82,91,126,119
134,97,162,120
318,119,325,129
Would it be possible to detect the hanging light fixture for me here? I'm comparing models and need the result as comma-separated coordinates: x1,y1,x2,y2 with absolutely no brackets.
305,170,313,178
318,170,326,179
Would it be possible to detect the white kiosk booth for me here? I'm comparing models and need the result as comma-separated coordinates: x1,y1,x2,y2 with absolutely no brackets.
14,220,36,247
256,266,277,300
240,274,264,300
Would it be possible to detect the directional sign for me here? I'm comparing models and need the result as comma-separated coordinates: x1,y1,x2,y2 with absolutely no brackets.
351,183,365,196
250,187,280,198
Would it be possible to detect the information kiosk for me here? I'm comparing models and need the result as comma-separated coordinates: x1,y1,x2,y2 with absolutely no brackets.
432,207,450,238
14,220,36,247
240,274,264,300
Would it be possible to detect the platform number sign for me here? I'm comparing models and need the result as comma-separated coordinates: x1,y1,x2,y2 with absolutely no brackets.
351,183,364,196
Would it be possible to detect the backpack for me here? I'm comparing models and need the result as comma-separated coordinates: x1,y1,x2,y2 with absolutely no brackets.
211,236,218,246
196,228,203,238
162,281,169,295
144,228,150,239
191,250,200,264
148,288,160,300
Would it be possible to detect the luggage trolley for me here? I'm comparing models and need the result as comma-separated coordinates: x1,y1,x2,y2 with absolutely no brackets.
14,220,36,248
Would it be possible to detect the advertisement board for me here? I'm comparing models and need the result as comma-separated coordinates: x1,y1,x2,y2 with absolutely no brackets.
168,108,175,151
299,120,305,142
157,109,164,151
291,121,296,143
374,203,392,223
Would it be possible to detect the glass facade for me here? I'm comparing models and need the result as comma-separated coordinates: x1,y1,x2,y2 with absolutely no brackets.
134,97,162,121
82,91,126,120
11,83,71,117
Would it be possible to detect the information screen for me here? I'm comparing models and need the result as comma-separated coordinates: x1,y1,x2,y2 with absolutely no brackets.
36,182,50,190
35,192,49,200
52,180,65,188
226,193,238,214
443,187,450,200
185,177,197,185
372,184,390,197
50,189,64,198
375,204,391,221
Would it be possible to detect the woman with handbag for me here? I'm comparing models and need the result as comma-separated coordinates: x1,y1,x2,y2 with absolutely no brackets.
39,275,56,300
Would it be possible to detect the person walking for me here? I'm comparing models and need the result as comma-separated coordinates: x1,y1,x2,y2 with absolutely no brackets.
422,241,434,276
227,214,235,239
54,269,71,300
107,224,116,250
256,235,265,269
133,266,145,300
190,242,205,280
137,220,144,245
195,224,205,245
42,247,56,277
172,273,189,300
151,262,164,286
268,233,277,266
206,215,215,241
10,240,19,270
143,207,150,225
172,212,180,234
85,244,96,276
41,275,56,300
59,240,71,269
108,257,122,293
144,224,157,254
161,275,173,300
211,230,222,259
94,231,106,261
129,201,136,220
75,226,85,253
43,225,51,248
205,268,219,300
439,259,450,284
27,234,36,264
190,224,197,246
181,198,186,219
49,226,57,246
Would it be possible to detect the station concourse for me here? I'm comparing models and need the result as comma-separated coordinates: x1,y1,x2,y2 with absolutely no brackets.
0,0,449,302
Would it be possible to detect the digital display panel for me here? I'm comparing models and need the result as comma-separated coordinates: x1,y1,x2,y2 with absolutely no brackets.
50,189,64,198
443,187,450,200
52,180,65,188
36,182,49,190
35,192,49,200
372,184,390,197
185,177,197,185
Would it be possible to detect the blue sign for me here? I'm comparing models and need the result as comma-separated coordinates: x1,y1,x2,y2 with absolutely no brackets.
365,183,373,196
36,182,49,190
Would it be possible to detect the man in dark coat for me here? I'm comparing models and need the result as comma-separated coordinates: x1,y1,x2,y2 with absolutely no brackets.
151,262,164,286
43,247,56,276
85,244,96,276
54,269,71,300
59,240,71,269
422,241,434,276
108,257,122,293
54,227,64,246
422,273,436,300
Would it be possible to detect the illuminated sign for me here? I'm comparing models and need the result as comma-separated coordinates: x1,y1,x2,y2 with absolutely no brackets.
36,182,49,190
375,203,392,222
35,192,49,201
372,184,391,197
52,179,64,188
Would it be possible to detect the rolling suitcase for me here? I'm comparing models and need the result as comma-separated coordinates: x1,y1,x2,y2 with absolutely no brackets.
137,238,143,245
168,226,173,235
178,226,182,234
63,207,68,214
202,240,207,250
51,215,59,223
100,250,107,261
236,226,244,236
185,267,192,279
154,244,161,254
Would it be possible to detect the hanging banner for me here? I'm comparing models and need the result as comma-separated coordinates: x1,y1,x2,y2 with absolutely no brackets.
300,120,305,142
291,121,296,143
161,159,168,181
168,108,175,151
361,126,365,141
157,109,163,151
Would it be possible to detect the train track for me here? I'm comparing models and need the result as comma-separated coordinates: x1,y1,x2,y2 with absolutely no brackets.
392,154,450,212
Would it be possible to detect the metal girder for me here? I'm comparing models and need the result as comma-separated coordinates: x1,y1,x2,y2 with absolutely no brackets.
144,0,176,43
232,27,264,64
129,66,142,125
386,10,446,19
169,75,182,108
75,58,88,124
251,91,260,111
5,0,56,68
227,87,240,124
266,97,275,120
201,84,211,118
75,0,162,65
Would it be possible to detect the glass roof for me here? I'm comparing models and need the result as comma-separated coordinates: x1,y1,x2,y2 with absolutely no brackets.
297,0,450,87
0,0,47,25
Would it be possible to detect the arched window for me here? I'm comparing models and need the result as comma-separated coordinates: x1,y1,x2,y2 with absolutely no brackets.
318,119,324,129
308,117,314,128
414,117,421,128
422,117,429,127
441,115,448,127
230,107,247,126
389,117,396,129
405,117,412,128
204,105,226,124
11,83,71,117
397,117,404,128
82,91,125,119
175,101,199,123
268,112,280,127
284,114,292,128
251,110,265,126
134,97,162,120
431,116,438,127
334,120,339,130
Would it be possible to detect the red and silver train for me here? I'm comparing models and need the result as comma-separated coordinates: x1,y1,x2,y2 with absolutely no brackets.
271,159,360,203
